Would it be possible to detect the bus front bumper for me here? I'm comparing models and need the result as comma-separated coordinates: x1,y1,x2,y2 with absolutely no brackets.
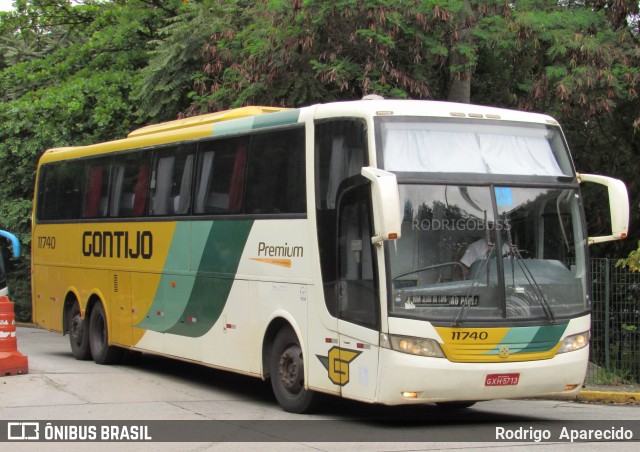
376,346,588,405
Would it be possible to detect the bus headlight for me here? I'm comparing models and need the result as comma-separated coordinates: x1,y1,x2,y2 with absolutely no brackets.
557,331,590,354
381,334,445,358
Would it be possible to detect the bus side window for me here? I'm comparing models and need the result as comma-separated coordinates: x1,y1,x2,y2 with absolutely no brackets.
314,119,368,318
194,137,247,215
110,154,150,218
316,120,367,210
83,159,111,218
337,184,379,329
228,145,247,213
132,162,150,216
37,160,84,221
245,127,305,214
149,145,195,216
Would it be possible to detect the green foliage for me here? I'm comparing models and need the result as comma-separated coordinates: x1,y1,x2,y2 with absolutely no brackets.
0,0,171,312
587,364,635,385
617,241,640,272
132,0,225,121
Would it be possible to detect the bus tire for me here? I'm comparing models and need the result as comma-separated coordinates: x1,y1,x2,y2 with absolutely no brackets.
89,302,123,365
435,401,476,409
269,327,317,413
68,301,91,360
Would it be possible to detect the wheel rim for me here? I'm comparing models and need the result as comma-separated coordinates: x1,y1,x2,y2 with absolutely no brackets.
277,344,303,395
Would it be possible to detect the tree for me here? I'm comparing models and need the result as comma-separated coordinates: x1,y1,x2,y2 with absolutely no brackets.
131,0,221,120
184,0,638,257
0,0,171,319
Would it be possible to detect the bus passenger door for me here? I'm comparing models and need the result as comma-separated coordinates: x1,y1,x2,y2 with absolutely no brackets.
336,184,380,403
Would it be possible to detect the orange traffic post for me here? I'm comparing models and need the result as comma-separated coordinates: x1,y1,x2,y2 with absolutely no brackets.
0,295,28,376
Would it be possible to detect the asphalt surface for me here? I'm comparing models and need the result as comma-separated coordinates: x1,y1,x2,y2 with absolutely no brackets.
2,325,639,450
5,322,639,406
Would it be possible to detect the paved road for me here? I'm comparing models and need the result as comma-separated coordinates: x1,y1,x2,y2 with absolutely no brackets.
1,326,638,451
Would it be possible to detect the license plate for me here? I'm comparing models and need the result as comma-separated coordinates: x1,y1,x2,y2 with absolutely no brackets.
485,373,520,386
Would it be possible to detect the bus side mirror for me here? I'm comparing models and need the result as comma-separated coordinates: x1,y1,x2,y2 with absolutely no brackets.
577,173,629,245
361,167,402,245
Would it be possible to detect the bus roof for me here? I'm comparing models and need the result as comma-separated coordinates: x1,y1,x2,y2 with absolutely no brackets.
127,106,289,138
39,106,293,163
311,99,559,125
38,100,560,164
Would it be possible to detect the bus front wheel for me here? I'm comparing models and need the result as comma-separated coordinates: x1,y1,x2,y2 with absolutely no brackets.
68,301,91,360
269,327,316,413
89,303,122,365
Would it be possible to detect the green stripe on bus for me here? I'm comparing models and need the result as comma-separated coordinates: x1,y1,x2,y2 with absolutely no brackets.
136,220,253,337
135,222,193,331
164,219,253,337
486,323,568,355
252,109,300,129
210,109,300,137
212,117,255,137
516,323,567,353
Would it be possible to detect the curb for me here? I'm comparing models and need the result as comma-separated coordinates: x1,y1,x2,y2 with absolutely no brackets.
576,390,640,405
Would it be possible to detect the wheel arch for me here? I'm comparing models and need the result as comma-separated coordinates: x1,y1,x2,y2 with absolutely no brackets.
85,290,107,332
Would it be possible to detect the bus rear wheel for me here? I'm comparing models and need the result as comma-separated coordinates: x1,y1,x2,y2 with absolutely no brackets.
269,327,317,413
68,301,91,360
89,303,123,365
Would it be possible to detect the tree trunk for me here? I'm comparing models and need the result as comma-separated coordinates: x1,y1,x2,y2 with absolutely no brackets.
447,0,473,104
447,76,471,104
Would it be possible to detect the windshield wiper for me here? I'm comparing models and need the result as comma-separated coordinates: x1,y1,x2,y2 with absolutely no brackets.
504,219,555,323
453,241,494,327
454,225,556,326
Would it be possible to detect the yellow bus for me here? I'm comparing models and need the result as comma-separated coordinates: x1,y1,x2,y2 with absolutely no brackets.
32,99,629,412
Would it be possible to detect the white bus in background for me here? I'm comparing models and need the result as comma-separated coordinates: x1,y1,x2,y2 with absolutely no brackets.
32,99,628,413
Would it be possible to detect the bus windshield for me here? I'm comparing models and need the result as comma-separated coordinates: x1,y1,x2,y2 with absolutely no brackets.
387,184,588,323
380,117,574,176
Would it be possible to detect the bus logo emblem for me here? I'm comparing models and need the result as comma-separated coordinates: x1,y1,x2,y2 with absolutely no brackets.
499,345,510,358
316,346,361,386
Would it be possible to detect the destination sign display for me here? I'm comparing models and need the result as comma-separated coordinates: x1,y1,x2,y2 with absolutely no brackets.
407,295,479,307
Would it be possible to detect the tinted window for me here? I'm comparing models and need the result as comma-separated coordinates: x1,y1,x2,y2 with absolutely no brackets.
149,144,195,216
315,119,367,210
314,119,368,318
83,158,111,218
337,184,379,329
37,160,84,220
111,153,150,218
194,137,249,214
245,128,306,214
